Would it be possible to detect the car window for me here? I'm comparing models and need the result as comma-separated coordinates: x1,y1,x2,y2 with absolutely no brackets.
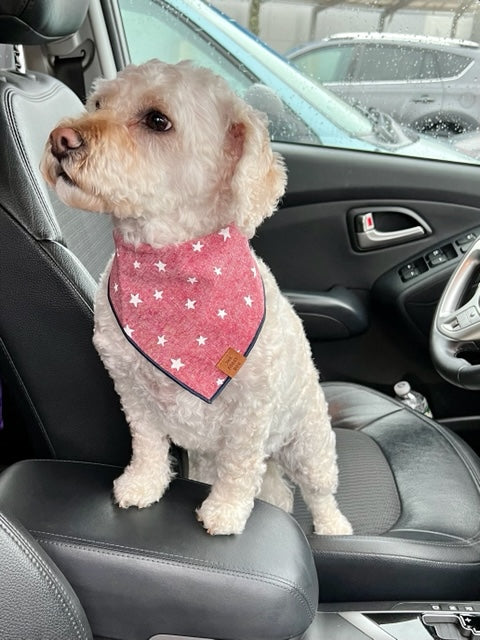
436,51,473,78
355,45,440,82
292,45,355,83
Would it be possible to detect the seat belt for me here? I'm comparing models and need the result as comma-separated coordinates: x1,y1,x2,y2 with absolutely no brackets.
52,39,95,103
53,55,86,103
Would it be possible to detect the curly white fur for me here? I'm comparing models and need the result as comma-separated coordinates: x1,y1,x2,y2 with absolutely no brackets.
41,59,352,536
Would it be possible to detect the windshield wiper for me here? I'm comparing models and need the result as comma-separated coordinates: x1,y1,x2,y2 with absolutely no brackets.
353,102,415,147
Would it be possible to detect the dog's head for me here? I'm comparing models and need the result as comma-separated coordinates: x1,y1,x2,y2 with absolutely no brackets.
41,59,286,243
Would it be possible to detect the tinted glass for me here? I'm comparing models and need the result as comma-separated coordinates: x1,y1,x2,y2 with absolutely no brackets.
355,44,440,81
293,45,355,83
436,51,472,77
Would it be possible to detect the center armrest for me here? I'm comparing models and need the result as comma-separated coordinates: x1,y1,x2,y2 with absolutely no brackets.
0,460,318,640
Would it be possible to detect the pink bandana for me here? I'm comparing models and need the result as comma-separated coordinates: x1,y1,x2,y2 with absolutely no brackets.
108,224,265,402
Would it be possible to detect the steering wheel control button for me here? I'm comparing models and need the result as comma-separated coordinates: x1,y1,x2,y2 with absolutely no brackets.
457,307,480,328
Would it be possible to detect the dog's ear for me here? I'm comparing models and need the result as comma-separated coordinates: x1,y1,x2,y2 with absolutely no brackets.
226,102,286,238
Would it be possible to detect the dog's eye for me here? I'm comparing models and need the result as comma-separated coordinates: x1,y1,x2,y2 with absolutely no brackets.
94,100,101,110
144,110,172,132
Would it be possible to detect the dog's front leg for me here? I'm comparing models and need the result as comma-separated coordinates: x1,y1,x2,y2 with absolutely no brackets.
196,431,268,536
112,393,173,509
114,431,173,509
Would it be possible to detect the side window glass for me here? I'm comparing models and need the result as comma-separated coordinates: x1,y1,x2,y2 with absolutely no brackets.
436,51,472,77
293,45,355,83
355,45,422,81
355,45,398,81
355,45,439,82
418,50,440,80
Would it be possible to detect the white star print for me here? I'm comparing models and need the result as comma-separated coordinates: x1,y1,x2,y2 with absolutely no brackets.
153,289,163,300
157,335,167,346
124,325,134,338
244,295,253,307
113,282,119,292
187,277,198,285
251,266,257,278
217,309,227,319
196,335,207,346
185,298,196,310
133,260,141,270
171,358,185,371
218,227,231,241
213,266,222,276
192,241,204,252
154,260,166,272
129,293,143,307
216,377,226,386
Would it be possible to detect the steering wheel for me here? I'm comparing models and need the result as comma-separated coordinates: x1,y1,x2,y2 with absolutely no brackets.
431,236,480,389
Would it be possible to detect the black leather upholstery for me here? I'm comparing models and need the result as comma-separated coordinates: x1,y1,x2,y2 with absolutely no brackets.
306,382,480,602
0,0,89,44
0,460,318,640
0,68,131,465
0,508,92,639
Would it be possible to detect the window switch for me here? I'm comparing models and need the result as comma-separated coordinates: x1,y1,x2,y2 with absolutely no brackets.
427,249,448,266
400,264,420,281
456,232,476,246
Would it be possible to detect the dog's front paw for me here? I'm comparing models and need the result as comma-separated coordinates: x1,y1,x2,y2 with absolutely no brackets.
113,469,168,509
196,497,252,535
314,511,353,536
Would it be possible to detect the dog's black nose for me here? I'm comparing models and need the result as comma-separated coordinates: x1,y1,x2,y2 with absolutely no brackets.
50,126,84,160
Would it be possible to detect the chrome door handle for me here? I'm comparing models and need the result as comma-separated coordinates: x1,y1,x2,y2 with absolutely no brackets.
352,207,432,250
357,225,426,249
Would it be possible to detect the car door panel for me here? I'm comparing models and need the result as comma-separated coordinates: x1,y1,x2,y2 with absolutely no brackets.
252,143,480,423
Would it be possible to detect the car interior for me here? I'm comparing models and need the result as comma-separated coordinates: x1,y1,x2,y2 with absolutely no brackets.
0,1,479,639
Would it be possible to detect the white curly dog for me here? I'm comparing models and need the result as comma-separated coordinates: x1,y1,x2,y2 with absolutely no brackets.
41,60,352,537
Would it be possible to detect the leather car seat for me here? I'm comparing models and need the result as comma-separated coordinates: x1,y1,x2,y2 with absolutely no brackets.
0,508,92,639
0,0,478,604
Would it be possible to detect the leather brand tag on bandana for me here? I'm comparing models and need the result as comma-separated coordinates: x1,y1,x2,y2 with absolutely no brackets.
217,348,247,378
108,224,265,403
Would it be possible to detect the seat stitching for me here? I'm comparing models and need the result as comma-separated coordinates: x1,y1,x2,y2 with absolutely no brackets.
33,529,314,604
388,528,472,542
36,537,316,619
0,516,90,640
309,533,480,549
311,547,480,566
0,338,56,456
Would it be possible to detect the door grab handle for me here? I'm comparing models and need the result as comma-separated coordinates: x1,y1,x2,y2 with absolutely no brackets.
358,225,426,248
352,207,432,250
